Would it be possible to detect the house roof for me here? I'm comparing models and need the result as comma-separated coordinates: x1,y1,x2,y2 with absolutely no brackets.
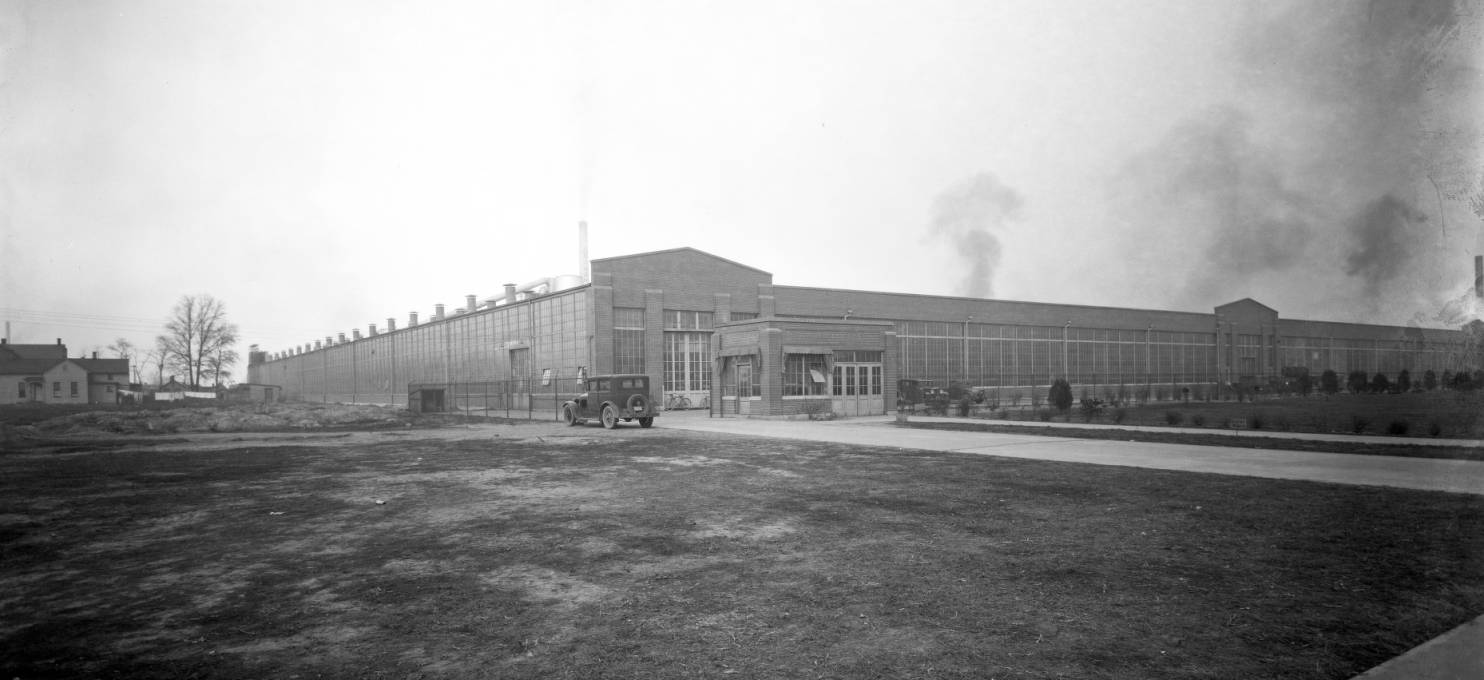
0,343,68,361
0,358,63,375
74,358,130,374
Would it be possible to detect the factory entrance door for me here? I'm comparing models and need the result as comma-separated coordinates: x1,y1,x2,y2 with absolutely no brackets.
832,362,883,416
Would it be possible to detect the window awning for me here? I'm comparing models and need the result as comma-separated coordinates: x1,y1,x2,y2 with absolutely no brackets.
809,369,827,383
782,345,833,355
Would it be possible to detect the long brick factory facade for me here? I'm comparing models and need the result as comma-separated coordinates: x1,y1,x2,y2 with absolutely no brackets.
248,247,1483,418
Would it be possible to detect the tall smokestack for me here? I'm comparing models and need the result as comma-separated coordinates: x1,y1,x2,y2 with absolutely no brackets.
578,221,590,282
1475,255,1482,299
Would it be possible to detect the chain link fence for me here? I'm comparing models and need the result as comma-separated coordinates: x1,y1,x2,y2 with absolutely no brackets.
407,374,588,421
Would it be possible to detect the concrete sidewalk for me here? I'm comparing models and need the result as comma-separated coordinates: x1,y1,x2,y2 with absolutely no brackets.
660,413,1484,679
662,414,1484,495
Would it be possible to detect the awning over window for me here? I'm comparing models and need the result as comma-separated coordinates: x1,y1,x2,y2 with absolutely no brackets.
809,369,827,383
782,345,833,355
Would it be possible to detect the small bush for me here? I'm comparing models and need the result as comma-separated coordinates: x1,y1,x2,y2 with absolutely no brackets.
1037,408,1054,422
1428,421,1442,437
1249,412,1264,430
1351,415,1371,434
1191,414,1206,427
1386,420,1409,436
1165,411,1183,426
1113,407,1127,424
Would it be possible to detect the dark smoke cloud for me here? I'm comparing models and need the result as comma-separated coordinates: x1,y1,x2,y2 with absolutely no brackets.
1113,107,1315,307
1344,194,1430,296
928,172,1023,298
1110,0,1481,323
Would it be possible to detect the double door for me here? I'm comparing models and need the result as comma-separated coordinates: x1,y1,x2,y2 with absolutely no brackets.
832,362,883,416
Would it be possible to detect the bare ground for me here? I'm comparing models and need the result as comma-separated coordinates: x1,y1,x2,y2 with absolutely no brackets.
2,419,1482,679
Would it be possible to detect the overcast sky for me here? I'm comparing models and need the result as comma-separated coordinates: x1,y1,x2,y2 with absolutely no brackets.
2,0,1481,366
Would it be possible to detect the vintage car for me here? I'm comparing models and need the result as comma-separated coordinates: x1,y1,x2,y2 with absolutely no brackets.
562,374,658,429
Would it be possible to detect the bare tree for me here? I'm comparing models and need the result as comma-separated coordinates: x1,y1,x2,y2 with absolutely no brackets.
107,338,140,383
158,294,240,389
203,346,240,388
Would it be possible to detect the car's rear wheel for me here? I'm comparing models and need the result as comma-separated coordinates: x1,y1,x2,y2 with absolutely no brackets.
638,417,654,428
601,404,617,429
563,405,579,426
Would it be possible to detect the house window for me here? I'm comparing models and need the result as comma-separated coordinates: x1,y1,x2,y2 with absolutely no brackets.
71,382,79,397
783,354,828,396
53,381,61,396
16,382,24,398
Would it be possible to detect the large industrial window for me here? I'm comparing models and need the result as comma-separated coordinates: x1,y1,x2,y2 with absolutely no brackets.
664,332,710,392
664,310,713,330
613,307,645,373
783,354,828,396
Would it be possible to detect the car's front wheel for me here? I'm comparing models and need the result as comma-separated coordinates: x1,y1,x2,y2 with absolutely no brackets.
638,417,654,428
601,405,618,429
563,405,579,426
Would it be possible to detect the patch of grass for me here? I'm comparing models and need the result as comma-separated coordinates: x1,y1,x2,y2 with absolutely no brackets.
2,428,1483,679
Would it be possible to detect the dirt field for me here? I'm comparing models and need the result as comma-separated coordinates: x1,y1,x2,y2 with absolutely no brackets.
3,414,1483,679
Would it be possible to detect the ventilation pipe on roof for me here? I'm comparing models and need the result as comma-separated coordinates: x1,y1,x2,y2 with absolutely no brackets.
352,329,362,341
337,333,347,344
387,318,397,332
369,324,378,336
504,284,517,305
409,311,419,327
315,340,322,350
434,304,445,320
466,294,477,312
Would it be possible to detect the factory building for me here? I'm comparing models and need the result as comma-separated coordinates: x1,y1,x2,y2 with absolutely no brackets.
247,247,1482,418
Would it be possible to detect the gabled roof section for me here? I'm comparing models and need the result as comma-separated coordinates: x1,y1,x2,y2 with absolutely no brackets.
1215,298,1278,315
0,358,60,375
75,358,130,374
592,247,772,277
0,343,68,361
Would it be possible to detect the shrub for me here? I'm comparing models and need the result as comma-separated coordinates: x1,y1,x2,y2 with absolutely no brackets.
1428,421,1442,437
1112,407,1127,424
1347,371,1369,394
800,399,834,420
1396,369,1411,393
1371,373,1391,394
1037,408,1054,422
1320,369,1339,395
1351,415,1371,434
1386,420,1409,436
1423,369,1438,391
1049,379,1073,415
1249,412,1264,430
1165,411,1183,426
1191,414,1207,427
957,397,973,417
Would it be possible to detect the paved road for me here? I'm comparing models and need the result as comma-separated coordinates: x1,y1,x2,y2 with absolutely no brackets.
660,414,1484,496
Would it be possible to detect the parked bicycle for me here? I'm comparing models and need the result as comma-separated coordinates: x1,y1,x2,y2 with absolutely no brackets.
665,394,693,410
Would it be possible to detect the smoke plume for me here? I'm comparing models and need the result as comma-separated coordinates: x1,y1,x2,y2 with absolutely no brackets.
928,172,1024,298
1109,0,1481,324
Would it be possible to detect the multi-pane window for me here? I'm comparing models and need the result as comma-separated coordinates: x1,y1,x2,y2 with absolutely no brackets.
70,382,79,397
664,332,710,391
729,312,758,322
783,354,828,396
613,307,645,373
52,381,60,397
664,310,713,330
